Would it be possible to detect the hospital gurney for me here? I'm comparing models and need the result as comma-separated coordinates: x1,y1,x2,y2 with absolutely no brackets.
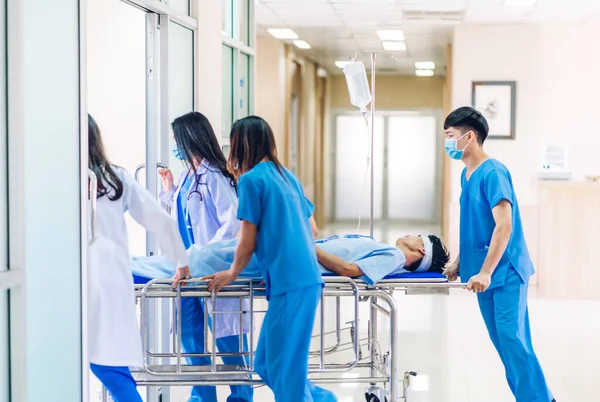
107,273,465,402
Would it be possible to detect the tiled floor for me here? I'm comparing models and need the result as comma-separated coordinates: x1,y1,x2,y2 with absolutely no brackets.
90,224,600,402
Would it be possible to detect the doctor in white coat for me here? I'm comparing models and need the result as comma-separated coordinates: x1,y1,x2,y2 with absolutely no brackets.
158,111,252,402
88,115,190,402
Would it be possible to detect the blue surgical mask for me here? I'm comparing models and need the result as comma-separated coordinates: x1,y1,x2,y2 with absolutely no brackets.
444,134,468,160
171,142,184,160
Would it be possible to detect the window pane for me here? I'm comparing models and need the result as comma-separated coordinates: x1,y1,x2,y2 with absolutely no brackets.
222,0,233,37
237,0,250,45
335,115,384,220
222,45,234,144
239,53,250,119
168,21,194,179
165,0,189,15
387,116,437,221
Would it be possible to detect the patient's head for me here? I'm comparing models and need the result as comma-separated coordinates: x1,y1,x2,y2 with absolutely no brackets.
395,235,450,274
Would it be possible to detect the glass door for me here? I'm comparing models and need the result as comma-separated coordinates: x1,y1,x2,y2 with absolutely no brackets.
86,1,196,401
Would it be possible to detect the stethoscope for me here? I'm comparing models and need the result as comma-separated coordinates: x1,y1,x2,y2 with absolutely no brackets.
182,170,208,230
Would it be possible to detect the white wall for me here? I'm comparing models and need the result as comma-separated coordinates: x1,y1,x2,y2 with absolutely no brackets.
449,22,600,268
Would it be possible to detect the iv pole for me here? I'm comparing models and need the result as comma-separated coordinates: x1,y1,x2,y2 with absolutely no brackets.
369,52,376,238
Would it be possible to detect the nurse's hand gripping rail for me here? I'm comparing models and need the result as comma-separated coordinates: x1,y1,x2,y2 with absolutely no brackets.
110,275,464,402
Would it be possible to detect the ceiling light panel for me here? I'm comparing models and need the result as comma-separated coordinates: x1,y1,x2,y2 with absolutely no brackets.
267,28,298,39
382,41,407,51
415,69,435,77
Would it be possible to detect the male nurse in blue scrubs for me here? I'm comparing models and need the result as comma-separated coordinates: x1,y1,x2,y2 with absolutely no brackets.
442,107,555,402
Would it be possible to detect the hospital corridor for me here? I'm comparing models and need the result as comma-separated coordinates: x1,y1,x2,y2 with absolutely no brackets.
2,0,600,402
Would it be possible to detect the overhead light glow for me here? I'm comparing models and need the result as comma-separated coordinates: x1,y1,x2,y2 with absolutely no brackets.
377,30,405,41
382,41,407,51
415,61,435,70
267,28,298,40
335,60,351,69
504,0,537,6
293,40,311,50
415,69,434,77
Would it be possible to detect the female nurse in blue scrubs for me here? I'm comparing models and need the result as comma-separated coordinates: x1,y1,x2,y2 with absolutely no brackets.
203,116,337,402
443,107,555,402
158,111,253,402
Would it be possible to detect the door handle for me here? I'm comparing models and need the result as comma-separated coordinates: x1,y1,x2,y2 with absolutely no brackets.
134,162,169,182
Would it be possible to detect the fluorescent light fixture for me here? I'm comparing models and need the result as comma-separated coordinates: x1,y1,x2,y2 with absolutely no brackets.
335,60,351,69
382,41,407,51
415,69,434,77
267,28,298,40
415,61,435,70
293,40,311,50
377,30,405,41
504,0,537,6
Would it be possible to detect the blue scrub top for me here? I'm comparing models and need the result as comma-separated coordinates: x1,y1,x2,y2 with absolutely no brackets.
459,159,534,289
237,161,322,298
177,173,195,249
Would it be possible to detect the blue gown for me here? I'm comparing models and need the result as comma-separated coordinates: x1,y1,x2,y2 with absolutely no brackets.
459,159,553,402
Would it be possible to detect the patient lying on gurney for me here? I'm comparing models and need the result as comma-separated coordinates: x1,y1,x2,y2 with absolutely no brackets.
132,234,449,339
132,233,450,286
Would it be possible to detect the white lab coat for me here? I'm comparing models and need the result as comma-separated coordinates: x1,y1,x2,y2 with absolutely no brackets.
88,168,188,367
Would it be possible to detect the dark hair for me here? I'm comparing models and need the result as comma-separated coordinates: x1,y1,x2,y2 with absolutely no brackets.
88,114,123,201
443,106,489,144
228,115,284,178
406,235,451,273
172,111,236,189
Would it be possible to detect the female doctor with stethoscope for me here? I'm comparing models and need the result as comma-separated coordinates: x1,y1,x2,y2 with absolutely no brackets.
158,111,253,402
88,115,189,402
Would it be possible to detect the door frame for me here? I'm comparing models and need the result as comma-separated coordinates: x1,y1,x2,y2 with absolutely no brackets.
330,107,444,226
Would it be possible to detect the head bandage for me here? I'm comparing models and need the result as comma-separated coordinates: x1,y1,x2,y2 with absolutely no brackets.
417,235,433,272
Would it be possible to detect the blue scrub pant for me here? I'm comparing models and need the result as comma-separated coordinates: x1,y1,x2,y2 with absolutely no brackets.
90,363,143,402
254,284,337,402
477,266,553,402
180,297,253,402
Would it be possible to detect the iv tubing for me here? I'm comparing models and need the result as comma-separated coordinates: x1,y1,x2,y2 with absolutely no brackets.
369,53,376,238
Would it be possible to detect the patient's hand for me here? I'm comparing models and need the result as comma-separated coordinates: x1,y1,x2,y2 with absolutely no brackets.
173,266,191,287
443,260,459,282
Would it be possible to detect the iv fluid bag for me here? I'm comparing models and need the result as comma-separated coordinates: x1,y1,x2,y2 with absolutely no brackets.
343,61,372,115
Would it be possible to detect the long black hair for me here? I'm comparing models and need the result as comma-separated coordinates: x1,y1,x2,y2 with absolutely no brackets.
88,114,124,201
172,111,236,189
228,116,284,178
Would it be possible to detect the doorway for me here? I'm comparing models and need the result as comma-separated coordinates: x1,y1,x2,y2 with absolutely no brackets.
86,1,196,401
332,110,442,230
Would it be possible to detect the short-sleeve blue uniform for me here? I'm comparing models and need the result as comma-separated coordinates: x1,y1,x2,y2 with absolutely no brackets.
237,162,323,298
237,161,335,402
459,159,534,289
459,159,552,402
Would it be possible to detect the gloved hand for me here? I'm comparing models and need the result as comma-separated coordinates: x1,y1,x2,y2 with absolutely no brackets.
443,260,460,282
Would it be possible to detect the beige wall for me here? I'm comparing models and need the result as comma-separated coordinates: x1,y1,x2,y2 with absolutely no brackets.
330,75,444,110
450,22,600,278
255,35,286,158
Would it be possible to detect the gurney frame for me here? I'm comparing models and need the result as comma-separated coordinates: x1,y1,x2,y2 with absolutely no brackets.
102,277,464,402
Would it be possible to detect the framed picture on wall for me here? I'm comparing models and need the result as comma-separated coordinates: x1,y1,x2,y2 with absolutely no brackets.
471,81,516,139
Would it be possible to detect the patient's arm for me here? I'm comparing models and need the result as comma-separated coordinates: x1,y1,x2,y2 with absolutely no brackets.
316,246,364,278
309,216,319,239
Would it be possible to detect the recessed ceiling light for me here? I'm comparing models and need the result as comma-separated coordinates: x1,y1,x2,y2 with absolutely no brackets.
335,61,351,69
377,30,405,41
293,40,311,50
382,41,407,51
415,69,434,77
504,0,537,6
267,28,298,40
415,61,435,70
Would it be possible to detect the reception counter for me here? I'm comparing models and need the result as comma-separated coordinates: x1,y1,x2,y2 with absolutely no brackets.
537,180,600,300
